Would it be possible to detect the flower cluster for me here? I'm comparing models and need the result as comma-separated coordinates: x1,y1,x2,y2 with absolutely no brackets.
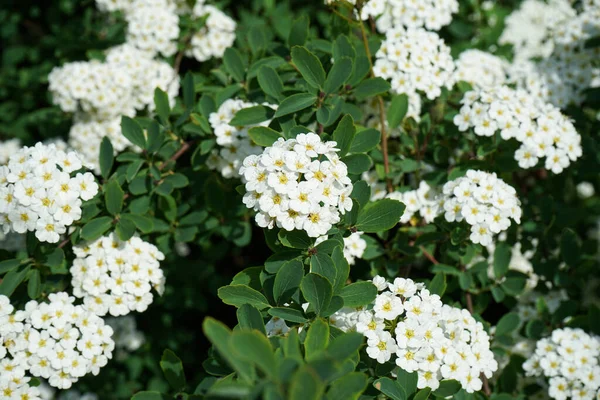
454,50,508,89
125,0,180,57
0,143,98,243
523,328,600,400
1,293,115,390
71,233,166,317
207,99,270,178
48,61,135,121
187,1,237,62
332,277,498,392
361,0,459,33
240,133,353,238
0,138,21,165
387,181,441,224
499,0,575,61
374,28,455,100
453,86,582,173
441,170,522,246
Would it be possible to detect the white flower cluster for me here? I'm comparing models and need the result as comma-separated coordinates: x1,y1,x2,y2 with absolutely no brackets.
106,316,145,354
454,86,582,173
441,170,522,246
95,0,132,12
239,133,353,238
48,61,136,120
49,44,179,171
374,28,455,100
0,293,114,390
387,181,441,224
187,1,237,62
125,0,180,57
332,277,498,392
523,328,600,400
499,0,576,61
0,143,98,243
206,99,269,178
454,50,508,89
362,0,459,33
314,231,367,265
1,298,41,399
71,233,166,317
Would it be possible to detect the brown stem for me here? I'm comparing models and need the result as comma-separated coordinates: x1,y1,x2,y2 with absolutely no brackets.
420,246,439,265
173,34,193,75
358,19,393,193
58,238,70,249
158,140,193,171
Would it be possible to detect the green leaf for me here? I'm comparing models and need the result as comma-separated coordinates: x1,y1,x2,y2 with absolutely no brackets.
305,318,330,360
326,372,368,400
327,332,364,360
278,230,313,249
248,126,282,147
154,88,170,126
291,46,326,89
268,307,308,323
230,105,274,126
339,282,377,307
104,179,124,216
301,273,333,317
160,350,185,391
374,377,406,400
218,285,271,310
248,26,267,55
332,115,355,157
310,253,336,287
355,199,405,233
288,15,309,47
493,242,511,278
121,116,146,149
0,265,30,297
223,47,246,82
387,94,409,129
341,154,372,174
121,213,153,233
525,319,545,339
258,66,284,100
414,388,431,400
353,78,391,101
0,259,20,275
27,269,41,299
115,218,136,241
333,35,356,61
324,57,353,94
43,248,64,268
432,380,461,397
99,137,114,180
349,128,380,153
274,93,317,118
396,369,418,397
428,273,446,297
273,260,305,305
501,277,527,296
131,392,171,400
289,365,325,400
237,304,266,335
81,217,113,241
496,312,520,337
230,331,277,379
330,246,350,293
560,228,581,267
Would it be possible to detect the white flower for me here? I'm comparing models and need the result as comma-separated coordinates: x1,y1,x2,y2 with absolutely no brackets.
367,330,398,364
187,3,236,62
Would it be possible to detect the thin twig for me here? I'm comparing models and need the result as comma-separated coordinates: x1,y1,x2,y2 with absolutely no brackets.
420,246,439,265
158,140,194,171
173,34,193,75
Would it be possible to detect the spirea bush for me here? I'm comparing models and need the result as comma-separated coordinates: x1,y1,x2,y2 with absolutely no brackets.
1,0,600,399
